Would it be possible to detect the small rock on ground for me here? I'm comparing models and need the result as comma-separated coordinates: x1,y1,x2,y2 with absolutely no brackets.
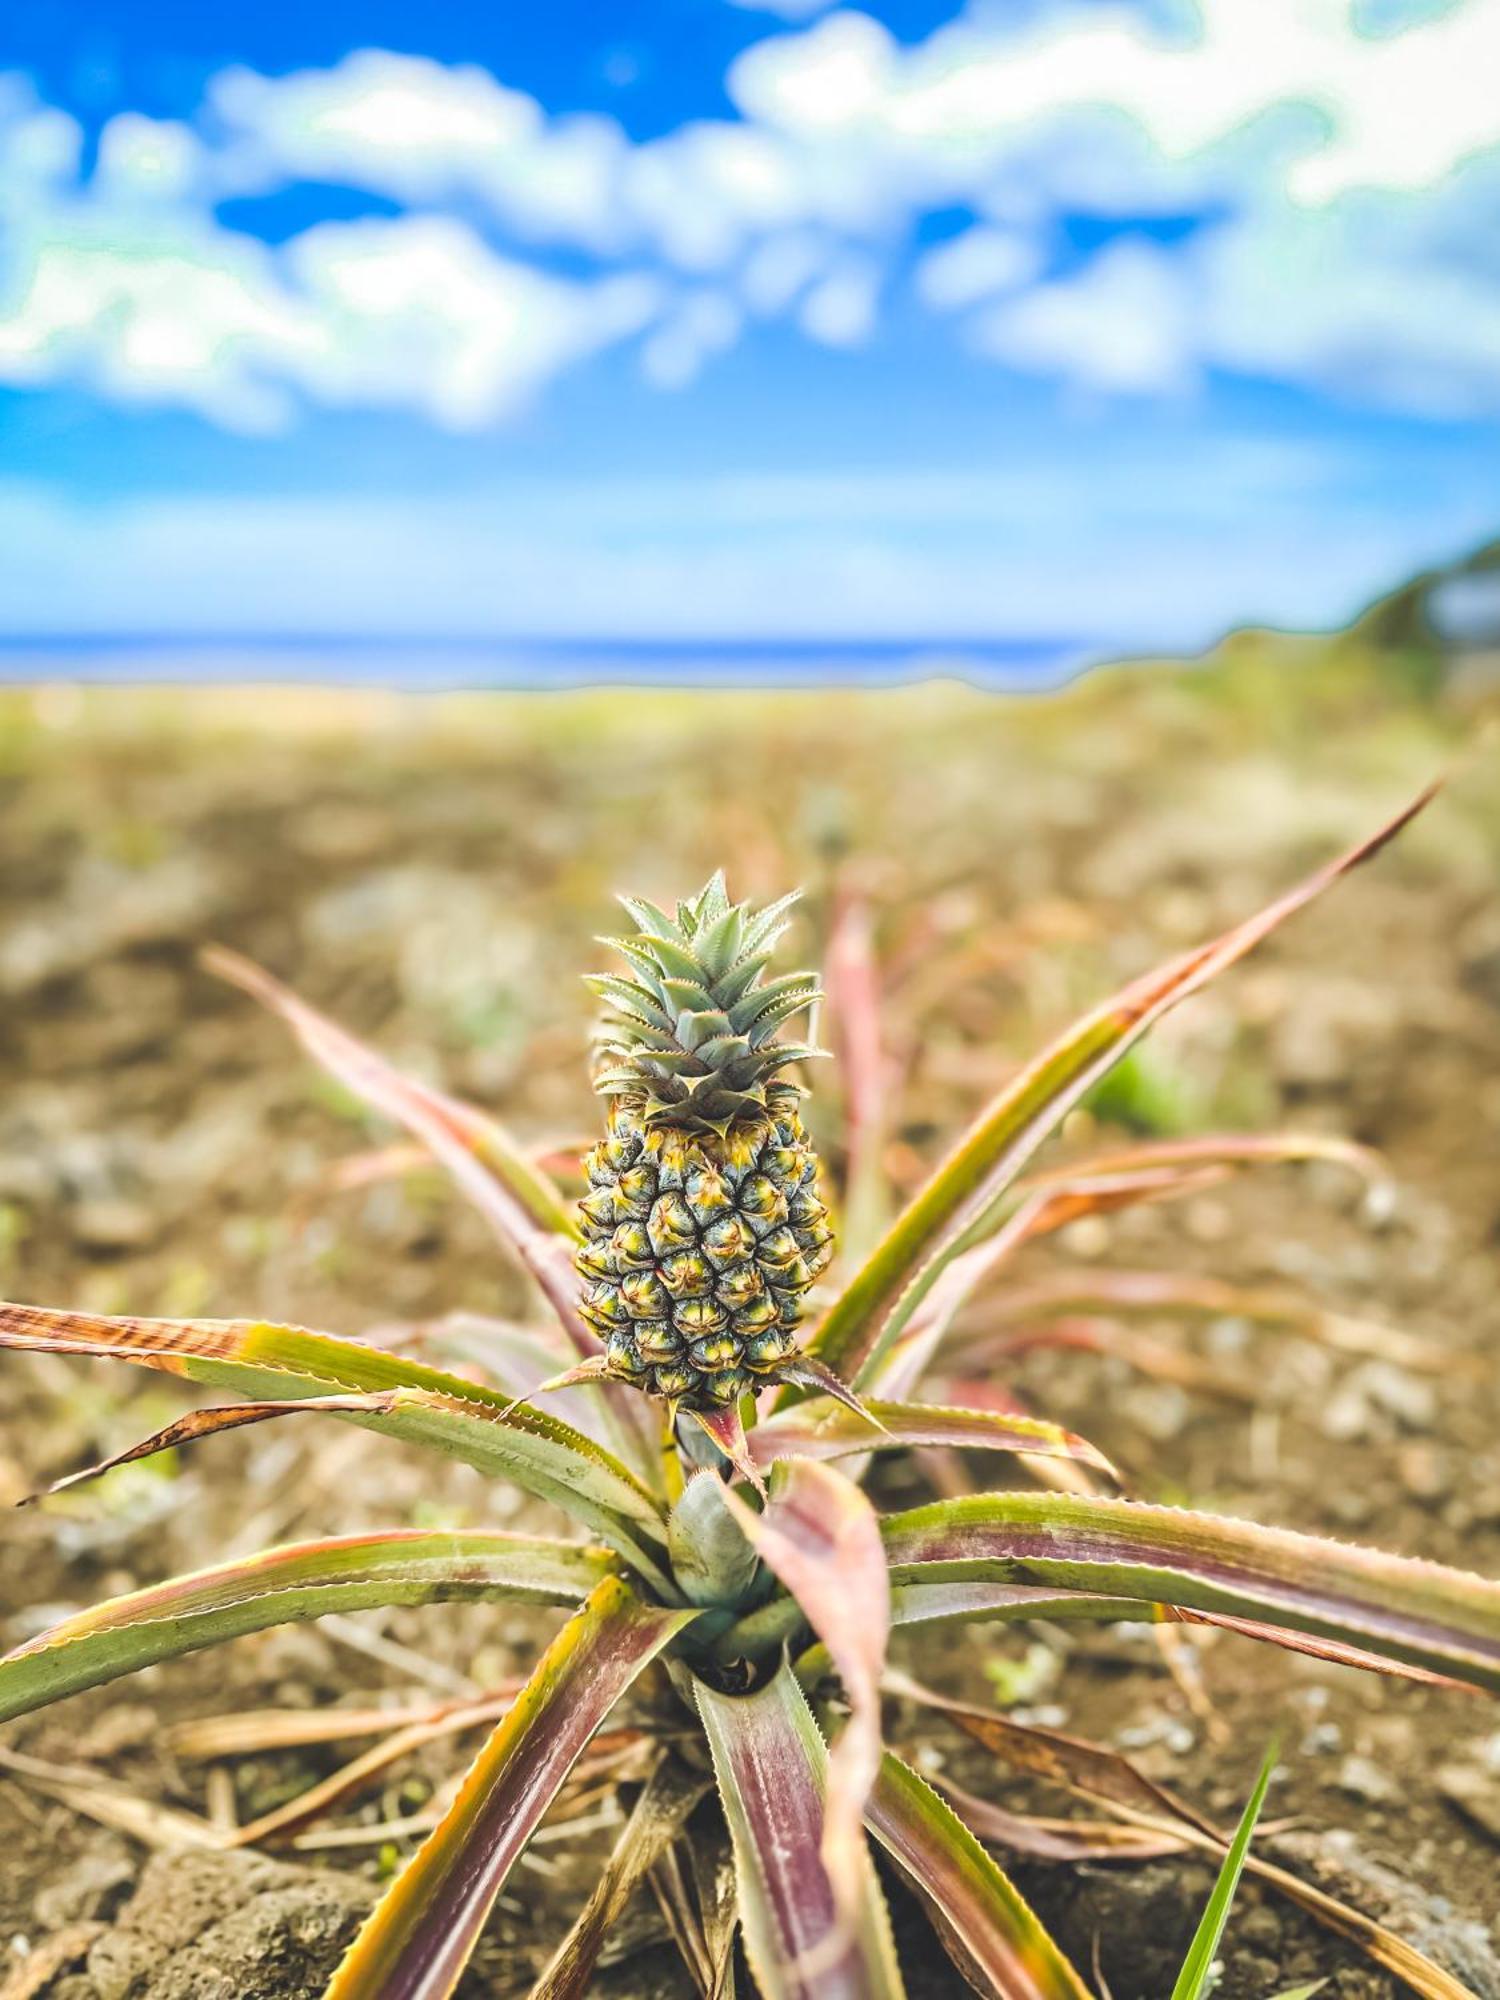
16,1850,370,2000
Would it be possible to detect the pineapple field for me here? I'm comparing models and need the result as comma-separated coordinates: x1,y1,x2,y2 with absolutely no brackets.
1,639,1499,1999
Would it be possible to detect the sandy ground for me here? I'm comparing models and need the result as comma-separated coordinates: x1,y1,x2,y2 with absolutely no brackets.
0,648,1498,1997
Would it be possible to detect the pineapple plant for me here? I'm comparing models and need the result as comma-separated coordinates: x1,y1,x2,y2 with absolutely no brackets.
574,874,834,1410
2,777,1496,2000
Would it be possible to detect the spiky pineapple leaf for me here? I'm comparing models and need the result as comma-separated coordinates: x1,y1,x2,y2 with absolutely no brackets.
741,889,804,955
327,1577,693,2000
865,1754,1091,1999
201,947,590,1349
880,1491,1500,1690
411,1313,634,1458
805,780,1440,1392
719,1462,890,1952
696,1663,906,2000
0,1302,671,1584
747,1396,1113,1477
0,1530,612,1725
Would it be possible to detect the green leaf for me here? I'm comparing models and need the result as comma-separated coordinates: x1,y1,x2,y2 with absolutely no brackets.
717,950,773,1010
865,1754,1090,1999
327,1576,693,2000
747,1396,1113,1478
0,1529,612,1724
696,904,747,981
638,932,714,983
1170,1740,1278,2000
582,974,675,1030
741,890,804,955
0,1301,672,1586
803,780,1440,1392
880,1491,1500,1690
696,1663,905,2000
618,895,679,940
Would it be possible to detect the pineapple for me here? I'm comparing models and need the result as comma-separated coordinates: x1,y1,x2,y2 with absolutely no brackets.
574,874,834,1413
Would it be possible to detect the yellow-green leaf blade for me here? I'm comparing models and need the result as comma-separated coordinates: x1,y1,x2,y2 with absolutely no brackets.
326,1576,692,2000
865,1753,1090,1999
808,780,1438,1390
0,1301,670,1579
0,1529,612,1724
1170,1740,1277,2000
748,1397,1113,1478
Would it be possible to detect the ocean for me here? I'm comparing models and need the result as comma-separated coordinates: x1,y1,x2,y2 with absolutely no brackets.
0,634,1093,691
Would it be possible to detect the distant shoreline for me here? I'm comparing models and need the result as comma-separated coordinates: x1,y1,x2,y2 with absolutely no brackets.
0,634,1092,691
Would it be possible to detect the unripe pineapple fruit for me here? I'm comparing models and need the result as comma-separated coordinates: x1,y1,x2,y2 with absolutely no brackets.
574,874,833,1413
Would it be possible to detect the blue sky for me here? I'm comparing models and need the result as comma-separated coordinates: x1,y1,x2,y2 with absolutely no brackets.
1,0,1499,653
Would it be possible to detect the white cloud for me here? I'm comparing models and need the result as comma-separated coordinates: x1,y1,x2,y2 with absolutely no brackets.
915,226,1040,311
972,240,1196,395
798,255,880,346
640,290,742,388
0,194,659,432
738,228,832,313
0,221,318,429
95,114,205,201
210,51,630,251
730,0,1500,201
5,0,1500,427
285,218,660,426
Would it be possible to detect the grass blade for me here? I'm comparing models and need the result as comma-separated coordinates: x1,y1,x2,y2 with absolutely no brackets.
865,1753,1090,1999
907,1678,1475,1999
0,1529,612,1724
881,1491,1500,1690
696,1663,905,2000
806,780,1438,1391
1170,1740,1277,2000
326,1576,692,2000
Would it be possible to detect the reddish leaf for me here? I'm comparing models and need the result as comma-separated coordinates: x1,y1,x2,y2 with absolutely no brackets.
202,947,592,1352
696,1664,904,2000
720,1461,890,1954
679,1403,767,1497
882,1492,1500,1690
22,1393,397,1501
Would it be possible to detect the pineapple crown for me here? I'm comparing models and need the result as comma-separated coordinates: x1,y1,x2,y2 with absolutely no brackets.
586,872,824,1131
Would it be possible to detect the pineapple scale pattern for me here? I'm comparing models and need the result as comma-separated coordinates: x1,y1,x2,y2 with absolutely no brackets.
576,1085,833,1410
